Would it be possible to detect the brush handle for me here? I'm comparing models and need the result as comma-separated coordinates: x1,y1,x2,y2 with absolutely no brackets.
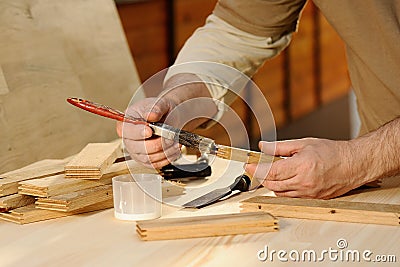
215,145,282,164
67,97,147,125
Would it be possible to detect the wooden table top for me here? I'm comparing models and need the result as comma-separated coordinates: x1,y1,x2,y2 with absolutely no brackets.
0,158,399,267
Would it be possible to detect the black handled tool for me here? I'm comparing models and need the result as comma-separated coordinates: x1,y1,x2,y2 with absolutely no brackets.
183,174,251,208
160,162,211,180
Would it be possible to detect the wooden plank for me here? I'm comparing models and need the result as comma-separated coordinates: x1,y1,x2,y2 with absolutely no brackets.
241,196,400,226
0,199,113,225
19,160,183,198
65,142,121,179
19,160,136,197
0,159,67,197
0,194,35,211
36,185,112,212
136,212,278,241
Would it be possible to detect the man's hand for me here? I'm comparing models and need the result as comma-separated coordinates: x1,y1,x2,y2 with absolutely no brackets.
116,97,181,169
245,138,370,199
116,74,220,169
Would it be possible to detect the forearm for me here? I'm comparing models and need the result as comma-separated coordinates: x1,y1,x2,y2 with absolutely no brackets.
161,73,218,131
165,14,292,104
349,117,400,183
162,14,292,129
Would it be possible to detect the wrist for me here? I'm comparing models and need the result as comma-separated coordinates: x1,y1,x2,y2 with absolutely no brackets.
347,135,380,185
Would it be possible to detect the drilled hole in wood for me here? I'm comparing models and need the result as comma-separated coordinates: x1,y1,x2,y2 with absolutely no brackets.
330,210,336,214
258,205,261,209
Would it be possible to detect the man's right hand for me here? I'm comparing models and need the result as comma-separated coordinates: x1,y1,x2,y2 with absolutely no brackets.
116,97,181,169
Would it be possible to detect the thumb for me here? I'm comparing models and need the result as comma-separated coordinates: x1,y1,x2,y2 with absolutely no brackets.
259,140,303,157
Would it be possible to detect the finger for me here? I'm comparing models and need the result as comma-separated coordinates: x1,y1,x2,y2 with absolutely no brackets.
124,138,177,156
274,191,301,198
245,158,297,183
262,178,298,192
133,149,181,169
121,122,153,140
259,140,304,157
265,158,298,181
116,121,123,137
149,151,181,169
142,143,181,163
244,163,271,184
127,98,171,123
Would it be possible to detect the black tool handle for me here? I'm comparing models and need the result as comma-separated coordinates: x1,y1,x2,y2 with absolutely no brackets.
160,162,212,179
230,174,251,192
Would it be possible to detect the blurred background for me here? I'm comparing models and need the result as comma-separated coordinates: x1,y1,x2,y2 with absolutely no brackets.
115,0,357,149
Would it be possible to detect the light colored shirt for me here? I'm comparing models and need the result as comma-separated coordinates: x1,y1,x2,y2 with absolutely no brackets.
168,0,400,135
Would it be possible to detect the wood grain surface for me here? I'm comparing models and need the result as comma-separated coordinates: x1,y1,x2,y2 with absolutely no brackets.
0,0,141,173
241,196,400,226
0,156,399,266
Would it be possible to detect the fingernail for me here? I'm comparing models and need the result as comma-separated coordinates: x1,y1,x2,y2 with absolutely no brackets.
164,138,175,146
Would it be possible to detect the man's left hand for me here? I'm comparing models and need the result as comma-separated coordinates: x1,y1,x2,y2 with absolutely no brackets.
245,138,368,199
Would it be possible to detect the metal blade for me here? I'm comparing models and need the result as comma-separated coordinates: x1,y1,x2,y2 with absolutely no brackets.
182,187,232,208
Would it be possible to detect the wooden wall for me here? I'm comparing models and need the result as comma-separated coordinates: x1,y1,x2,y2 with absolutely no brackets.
117,0,350,147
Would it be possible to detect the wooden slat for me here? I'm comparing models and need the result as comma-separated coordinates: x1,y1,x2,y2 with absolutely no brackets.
0,200,113,225
19,160,183,199
19,160,140,197
0,159,67,197
241,196,400,226
36,185,112,212
65,142,121,179
136,212,278,241
0,194,35,211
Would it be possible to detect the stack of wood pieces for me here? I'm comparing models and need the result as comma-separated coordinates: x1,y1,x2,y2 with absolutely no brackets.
0,201,113,224
136,212,279,241
0,141,184,224
64,142,121,179
0,159,67,197
241,196,400,226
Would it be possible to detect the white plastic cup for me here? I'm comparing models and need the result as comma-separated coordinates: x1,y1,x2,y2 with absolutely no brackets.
112,174,162,221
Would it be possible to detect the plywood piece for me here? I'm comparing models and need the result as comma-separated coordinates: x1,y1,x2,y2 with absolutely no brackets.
19,160,135,197
241,196,400,226
0,159,67,197
0,0,141,174
0,199,113,225
36,185,112,212
136,212,278,241
65,143,121,179
0,194,35,211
